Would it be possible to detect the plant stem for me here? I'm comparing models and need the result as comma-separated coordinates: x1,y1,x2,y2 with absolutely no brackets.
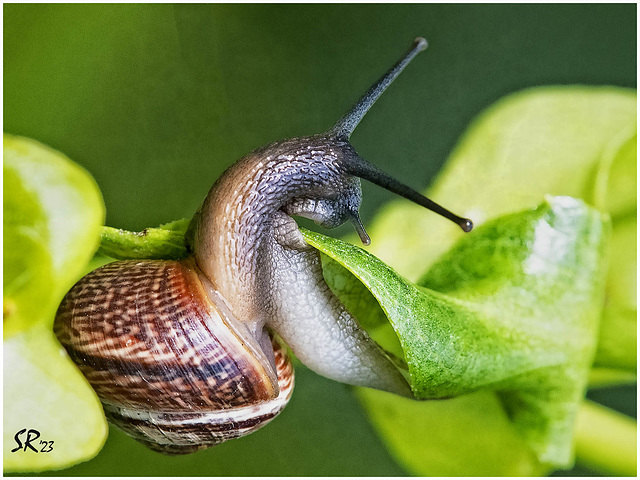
98,222,190,260
574,400,636,476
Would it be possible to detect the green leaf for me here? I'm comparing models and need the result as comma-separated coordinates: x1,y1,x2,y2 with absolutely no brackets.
362,89,636,376
594,304,637,372
3,134,108,471
592,133,637,372
304,196,608,469
356,389,546,476
320,254,405,359
365,87,635,280
591,132,637,219
3,326,108,472
605,218,637,310
3,133,105,335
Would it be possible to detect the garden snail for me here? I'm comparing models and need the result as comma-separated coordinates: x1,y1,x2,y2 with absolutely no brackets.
54,37,473,455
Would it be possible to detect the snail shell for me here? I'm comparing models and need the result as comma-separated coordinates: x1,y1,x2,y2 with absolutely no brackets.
54,259,293,455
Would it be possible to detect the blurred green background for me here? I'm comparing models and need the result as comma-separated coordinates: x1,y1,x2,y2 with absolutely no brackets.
4,3,636,476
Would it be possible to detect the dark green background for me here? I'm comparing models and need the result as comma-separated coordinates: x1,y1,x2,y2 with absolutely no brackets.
4,4,636,476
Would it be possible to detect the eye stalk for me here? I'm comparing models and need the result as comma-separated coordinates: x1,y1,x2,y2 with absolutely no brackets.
348,211,372,246
346,158,474,234
331,37,428,140
329,37,474,241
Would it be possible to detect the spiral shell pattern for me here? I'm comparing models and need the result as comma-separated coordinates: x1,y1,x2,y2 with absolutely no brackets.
54,259,294,454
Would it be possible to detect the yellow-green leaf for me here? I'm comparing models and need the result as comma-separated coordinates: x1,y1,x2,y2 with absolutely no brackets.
3,134,108,471
3,326,108,472
3,134,105,335
366,87,635,280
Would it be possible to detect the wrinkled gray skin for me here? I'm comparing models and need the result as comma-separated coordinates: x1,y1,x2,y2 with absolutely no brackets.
188,134,411,397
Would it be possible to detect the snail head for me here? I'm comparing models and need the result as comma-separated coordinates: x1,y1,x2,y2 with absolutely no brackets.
277,37,473,246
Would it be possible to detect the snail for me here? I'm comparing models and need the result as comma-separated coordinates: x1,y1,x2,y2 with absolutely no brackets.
54,37,473,455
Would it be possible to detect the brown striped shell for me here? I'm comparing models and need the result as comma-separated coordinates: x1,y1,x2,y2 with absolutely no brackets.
54,258,294,455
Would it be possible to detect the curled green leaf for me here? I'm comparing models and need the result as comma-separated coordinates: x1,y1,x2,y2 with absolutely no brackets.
349,87,635,475
304,196,608,467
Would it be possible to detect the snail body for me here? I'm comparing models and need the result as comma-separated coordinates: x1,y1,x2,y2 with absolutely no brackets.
54,38,473,454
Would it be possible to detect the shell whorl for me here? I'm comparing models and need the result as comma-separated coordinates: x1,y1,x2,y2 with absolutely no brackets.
54,259,294,454
106,334,293,455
